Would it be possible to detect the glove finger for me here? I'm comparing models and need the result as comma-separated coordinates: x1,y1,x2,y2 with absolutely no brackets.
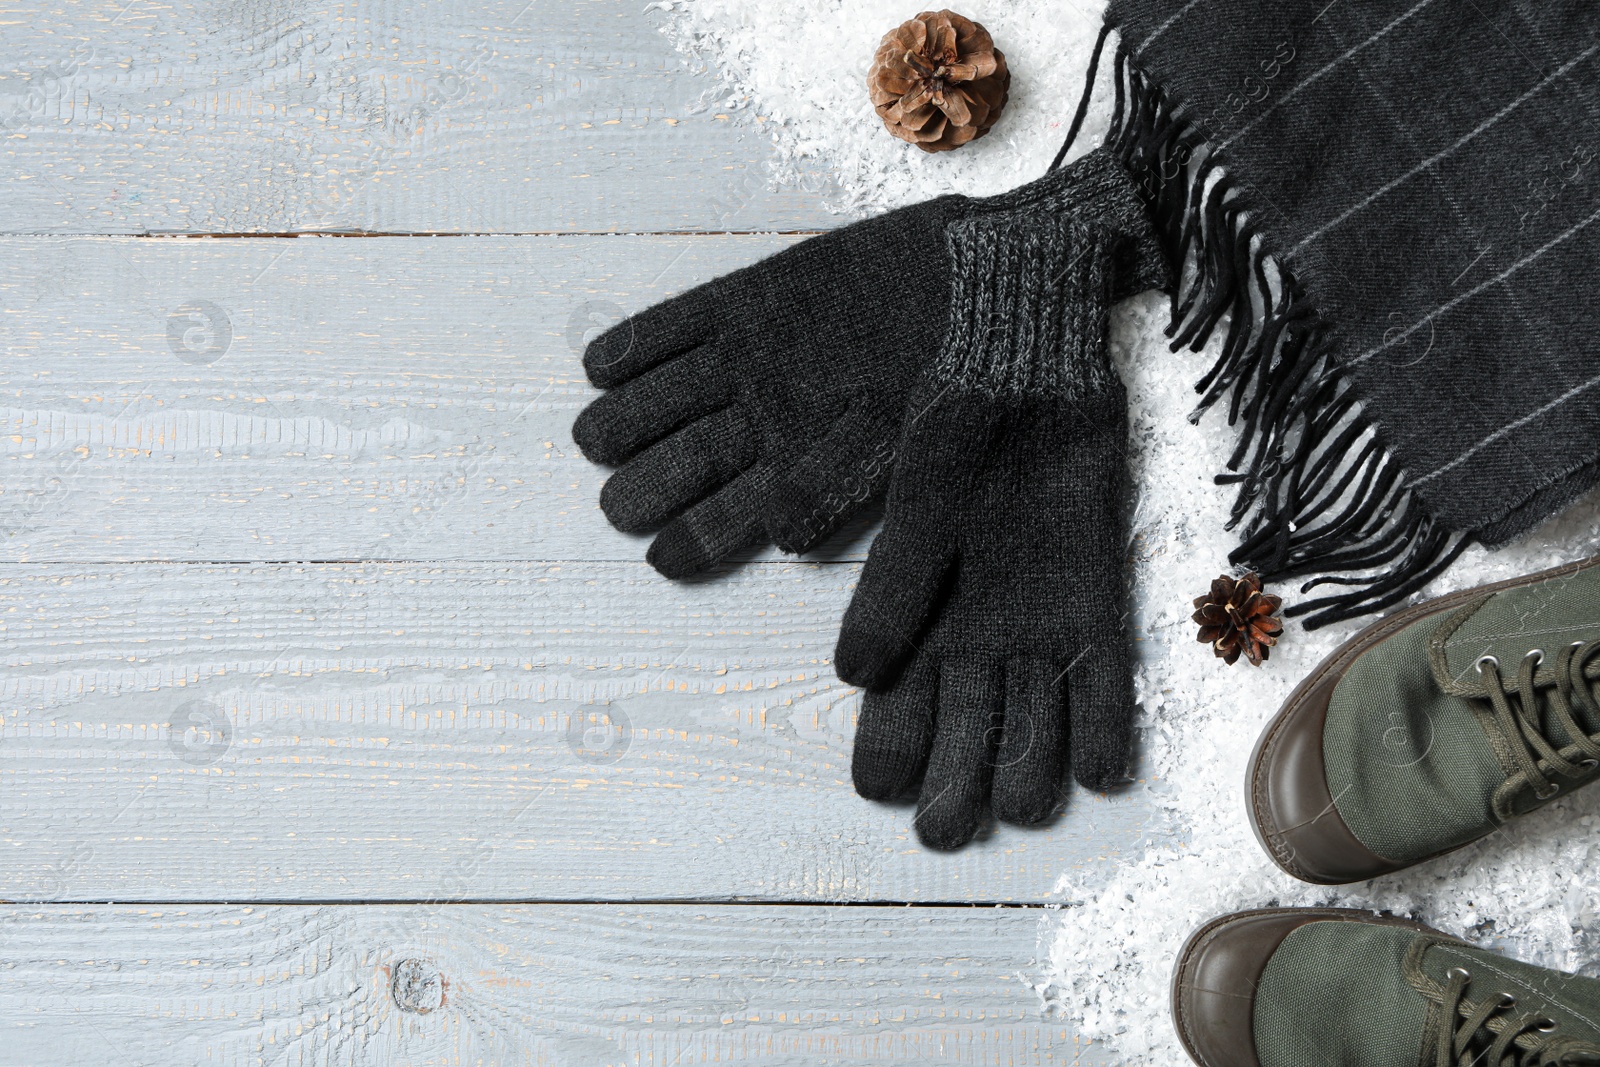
583,295,716,389
833,528,955,693
850,655,938,802
599,406,756,534
572,348,728,467
646,463,773,579
765,400,903,555
914,657,1002,851
1063,640,1134,793
991,655,1068,826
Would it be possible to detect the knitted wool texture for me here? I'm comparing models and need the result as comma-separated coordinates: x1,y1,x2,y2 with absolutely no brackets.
572,148,1166,578
835,207,1143,850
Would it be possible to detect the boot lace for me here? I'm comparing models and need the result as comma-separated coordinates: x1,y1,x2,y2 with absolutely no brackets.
1434,965,1584,1067
1474,638,1600,800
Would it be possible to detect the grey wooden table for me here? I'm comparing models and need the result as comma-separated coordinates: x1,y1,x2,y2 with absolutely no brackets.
0,3,1153,1062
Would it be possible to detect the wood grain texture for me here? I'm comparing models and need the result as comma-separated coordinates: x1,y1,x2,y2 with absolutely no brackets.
0,560,1155,903
0,904,1100,1066
0,4,1141,1052
0,0,836,235
0,232,910,564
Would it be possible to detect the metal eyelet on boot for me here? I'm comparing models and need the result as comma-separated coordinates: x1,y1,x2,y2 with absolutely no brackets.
1247,557,1600,890
1448,966,1472,981
1537,1018,1560,1033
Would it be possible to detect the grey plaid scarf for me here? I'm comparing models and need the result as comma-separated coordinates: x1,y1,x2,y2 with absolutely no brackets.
1082,0,1600,627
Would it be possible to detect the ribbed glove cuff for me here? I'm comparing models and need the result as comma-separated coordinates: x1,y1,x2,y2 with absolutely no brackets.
932,213,1116,399
975,147,1170,300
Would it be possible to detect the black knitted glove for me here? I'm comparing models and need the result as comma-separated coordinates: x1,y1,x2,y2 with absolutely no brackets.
572,148,1165,578
834,207,1138,851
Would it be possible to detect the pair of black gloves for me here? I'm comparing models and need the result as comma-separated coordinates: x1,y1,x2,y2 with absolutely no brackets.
574,149,1169,849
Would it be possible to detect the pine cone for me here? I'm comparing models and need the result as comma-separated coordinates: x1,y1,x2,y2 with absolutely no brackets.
1193,572,1284,667
867,10,1010,153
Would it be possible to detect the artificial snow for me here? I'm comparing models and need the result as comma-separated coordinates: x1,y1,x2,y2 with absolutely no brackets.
652,2,1600,1060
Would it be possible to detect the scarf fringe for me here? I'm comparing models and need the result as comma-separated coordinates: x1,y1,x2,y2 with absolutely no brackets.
1104,48,1474,629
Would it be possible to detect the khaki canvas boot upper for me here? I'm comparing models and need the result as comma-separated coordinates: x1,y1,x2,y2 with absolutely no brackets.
1174,908,1600,1067
1251,556,1600,884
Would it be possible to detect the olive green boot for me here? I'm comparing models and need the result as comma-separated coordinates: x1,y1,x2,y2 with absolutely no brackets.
1250,555,1600,884
1174,908,1600,1067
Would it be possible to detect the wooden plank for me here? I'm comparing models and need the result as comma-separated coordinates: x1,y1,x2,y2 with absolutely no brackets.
0,903,1095,1065
0,0,836,236
0,560,1154,904
0,232,902,564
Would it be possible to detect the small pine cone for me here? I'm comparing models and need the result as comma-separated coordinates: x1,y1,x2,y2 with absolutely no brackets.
1193,572,1284,667
867,10,1010,153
